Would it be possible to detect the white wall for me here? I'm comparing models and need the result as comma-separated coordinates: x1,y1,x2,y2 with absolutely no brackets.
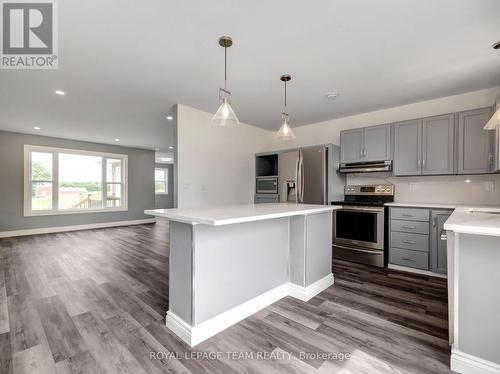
176,105,271,208
263,86,500,151
260,86,500,206
176,87,500,208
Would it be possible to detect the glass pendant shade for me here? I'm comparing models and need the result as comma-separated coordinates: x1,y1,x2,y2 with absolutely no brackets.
212,89,239,126
276,113,296,140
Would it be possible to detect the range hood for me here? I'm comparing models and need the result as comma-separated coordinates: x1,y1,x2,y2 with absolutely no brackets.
339,160,392,173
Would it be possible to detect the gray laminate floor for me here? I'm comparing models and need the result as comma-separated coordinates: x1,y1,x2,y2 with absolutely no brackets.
0,221,451,374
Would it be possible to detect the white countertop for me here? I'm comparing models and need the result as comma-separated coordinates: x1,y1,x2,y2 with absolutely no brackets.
385,202,459,209
385,202,500,210
444,207,500,237
145,203,340,226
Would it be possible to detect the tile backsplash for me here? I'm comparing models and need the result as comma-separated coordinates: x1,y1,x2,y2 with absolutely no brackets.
347,173,500,206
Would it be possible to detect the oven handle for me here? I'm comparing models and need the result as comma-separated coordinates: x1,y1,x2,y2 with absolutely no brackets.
332,243,383,255
337,207,384,213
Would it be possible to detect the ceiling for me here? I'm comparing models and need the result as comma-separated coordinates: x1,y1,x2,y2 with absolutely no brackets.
1,0,499,152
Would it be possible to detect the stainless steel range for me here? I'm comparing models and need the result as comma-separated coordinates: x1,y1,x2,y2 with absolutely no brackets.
332,184,394,267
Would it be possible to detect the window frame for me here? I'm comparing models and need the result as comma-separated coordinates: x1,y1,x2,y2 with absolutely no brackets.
24,145,128,216
154,167,169,195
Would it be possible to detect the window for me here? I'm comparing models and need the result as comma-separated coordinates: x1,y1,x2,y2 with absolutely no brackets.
155,168,168,194
24,145,128,216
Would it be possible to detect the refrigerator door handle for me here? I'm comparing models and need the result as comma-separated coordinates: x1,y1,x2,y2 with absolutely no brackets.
295,150,304,203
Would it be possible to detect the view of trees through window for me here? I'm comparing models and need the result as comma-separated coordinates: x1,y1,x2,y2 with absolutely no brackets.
29,149,125,213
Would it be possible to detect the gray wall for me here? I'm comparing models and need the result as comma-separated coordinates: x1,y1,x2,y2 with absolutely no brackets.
0,131,155,232
154,163,174,209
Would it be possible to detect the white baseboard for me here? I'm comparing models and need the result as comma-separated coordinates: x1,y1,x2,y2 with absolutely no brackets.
451,349,500,374
388,264,447,279
0,218,156,238
288,273,334,301
166,274,334,347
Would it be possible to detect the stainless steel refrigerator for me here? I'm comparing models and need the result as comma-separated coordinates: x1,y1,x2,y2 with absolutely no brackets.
278,146,329,204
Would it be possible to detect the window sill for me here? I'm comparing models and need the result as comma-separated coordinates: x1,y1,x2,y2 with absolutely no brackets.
24,206,128,217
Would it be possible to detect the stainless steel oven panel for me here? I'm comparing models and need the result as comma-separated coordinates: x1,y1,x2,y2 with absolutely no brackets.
256,177,278,194
332,243,384,267
332,206,385,250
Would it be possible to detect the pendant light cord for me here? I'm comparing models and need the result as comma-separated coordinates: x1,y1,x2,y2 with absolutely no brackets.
284,80,287,109
224,46,227,90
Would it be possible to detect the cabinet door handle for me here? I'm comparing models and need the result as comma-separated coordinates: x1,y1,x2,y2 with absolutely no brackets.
402,214,415,217
402,240,416,244
417,159,421,169
402,257,415,261
422,159,426,169
402,225,416,229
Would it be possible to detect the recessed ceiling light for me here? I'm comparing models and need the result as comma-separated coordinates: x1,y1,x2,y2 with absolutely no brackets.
114,138,120,142
493,41,500,50
33,126,41,130
166,116,173,121
55,90,65,96
326,92,339,100
169,146,174,150
465,179,471,183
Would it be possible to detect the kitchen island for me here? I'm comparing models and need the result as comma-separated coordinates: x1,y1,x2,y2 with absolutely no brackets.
444,207,500,374
145,203,340,347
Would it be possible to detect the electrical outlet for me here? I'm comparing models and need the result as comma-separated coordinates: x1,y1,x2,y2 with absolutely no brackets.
409,182,418,192
484,181,494,192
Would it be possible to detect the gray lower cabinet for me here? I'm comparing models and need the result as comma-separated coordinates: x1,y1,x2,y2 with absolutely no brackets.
393,119,422,176
340,128,364,163
390,248,429,270
389,207,450,275
340,124,392,163
254,194,279,204
430,209,453,274
422,114,455,175
457,107,494,174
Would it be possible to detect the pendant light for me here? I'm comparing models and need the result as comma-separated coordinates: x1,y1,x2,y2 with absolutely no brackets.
212,36,239,126
276,74,296,140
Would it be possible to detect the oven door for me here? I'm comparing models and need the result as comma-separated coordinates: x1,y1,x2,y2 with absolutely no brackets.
333,206,384,250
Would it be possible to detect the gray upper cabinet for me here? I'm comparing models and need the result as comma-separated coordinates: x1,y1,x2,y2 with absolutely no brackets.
363,124,392,162
394,115,455,176
340,124,392,163
393,119,422,176
430,209,453,275
422,114,455,175
340,128,364,163
458,107,494,174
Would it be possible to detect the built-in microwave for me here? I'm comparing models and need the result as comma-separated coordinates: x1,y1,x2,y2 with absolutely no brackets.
256,177,278,194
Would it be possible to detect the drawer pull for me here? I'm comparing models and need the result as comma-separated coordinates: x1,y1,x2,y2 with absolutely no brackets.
402,240,416,244
402,214,415,217
402,257,415,261
402,225,416,229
